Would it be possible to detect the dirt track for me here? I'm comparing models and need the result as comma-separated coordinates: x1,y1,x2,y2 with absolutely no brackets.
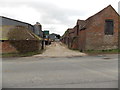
34,42,86,57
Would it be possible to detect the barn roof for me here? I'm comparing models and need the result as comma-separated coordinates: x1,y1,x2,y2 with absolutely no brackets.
0,26,42,40
77,5,119,31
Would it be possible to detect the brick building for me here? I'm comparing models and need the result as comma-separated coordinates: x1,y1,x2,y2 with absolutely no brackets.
0,16,43,53
62,5,120,51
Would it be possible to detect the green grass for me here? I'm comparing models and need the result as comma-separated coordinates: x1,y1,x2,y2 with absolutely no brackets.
84,49,120,55
1,49,45,58
70,48,120,55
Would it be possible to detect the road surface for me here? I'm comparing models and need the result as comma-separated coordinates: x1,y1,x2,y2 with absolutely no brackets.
2,42,118,88
34,42,86,57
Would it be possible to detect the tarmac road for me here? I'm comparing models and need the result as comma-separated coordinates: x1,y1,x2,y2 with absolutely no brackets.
2,54,118,88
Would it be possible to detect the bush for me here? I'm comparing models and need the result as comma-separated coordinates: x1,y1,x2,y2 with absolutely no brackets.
7,26,40,40
7,26,41,53
9,40,40,53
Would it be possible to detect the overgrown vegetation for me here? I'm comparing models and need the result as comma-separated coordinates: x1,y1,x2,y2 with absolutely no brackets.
7,26,41,40
7,26,42,53
2,49,45,58
84,49,120,54
9,40,40,53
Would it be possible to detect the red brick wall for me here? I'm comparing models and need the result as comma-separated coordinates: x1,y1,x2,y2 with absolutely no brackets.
83,6,119,50
62,6,119,51
0,41,17,53
71,37,78,49
78,30,86,51
70,26,79,49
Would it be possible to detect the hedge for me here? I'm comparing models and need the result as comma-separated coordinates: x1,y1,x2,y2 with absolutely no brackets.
7,26,41,53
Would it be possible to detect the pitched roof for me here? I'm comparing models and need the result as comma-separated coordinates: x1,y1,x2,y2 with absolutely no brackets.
77,20,86,25
77,5,119,30
77,19,86,30
67,28,75,34
0,16,33,26
68,28,73,31
63,5,119,37
86,5,119,21
0,26,42,40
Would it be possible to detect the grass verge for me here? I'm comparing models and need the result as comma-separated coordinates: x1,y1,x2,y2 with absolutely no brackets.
1,49,45,58
84,49,120,55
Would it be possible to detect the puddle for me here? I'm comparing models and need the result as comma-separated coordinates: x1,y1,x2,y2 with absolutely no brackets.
103,57,111,59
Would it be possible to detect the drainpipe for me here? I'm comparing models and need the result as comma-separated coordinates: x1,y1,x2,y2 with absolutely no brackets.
41,32,44,50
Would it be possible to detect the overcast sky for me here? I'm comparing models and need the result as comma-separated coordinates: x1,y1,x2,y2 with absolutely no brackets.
0,0,119,35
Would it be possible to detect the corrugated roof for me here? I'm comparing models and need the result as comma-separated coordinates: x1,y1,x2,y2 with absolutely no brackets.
0,26,42,40
1,16,33,27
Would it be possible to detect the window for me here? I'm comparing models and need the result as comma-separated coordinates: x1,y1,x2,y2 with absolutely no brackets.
105,20,114,35
77,25,79,35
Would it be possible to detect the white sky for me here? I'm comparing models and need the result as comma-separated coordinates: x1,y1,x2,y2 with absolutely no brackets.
0,0,119,35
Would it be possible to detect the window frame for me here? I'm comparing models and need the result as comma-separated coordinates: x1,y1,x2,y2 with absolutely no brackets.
104,19,114,35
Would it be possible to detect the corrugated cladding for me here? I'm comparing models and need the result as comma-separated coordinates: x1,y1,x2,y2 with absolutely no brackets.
0,16,42,40
2,16,34,32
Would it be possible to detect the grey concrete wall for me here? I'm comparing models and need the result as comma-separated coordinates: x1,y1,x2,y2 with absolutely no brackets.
34,24,43,38
34,25,40,35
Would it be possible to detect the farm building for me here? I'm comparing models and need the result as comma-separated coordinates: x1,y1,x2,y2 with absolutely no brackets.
62,5,120,51
0,16,43,53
